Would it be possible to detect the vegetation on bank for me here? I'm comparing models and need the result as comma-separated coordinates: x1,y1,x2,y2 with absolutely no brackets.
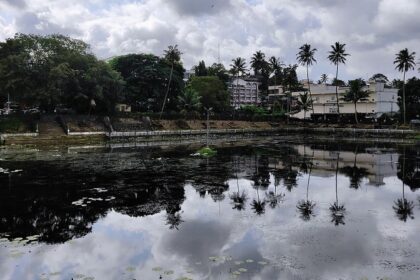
0,33,419,125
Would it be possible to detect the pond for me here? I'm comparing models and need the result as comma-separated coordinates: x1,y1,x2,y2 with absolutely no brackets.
0,138,419,280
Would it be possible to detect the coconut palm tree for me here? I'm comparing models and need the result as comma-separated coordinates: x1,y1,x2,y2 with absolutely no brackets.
329,152,346,226
328,42,349,119
269,56,283,86
393,147,415,222
297,44,317,115
394,48,416,125
320,74,328,84
160,45,182,119
177,87,201,117
342,78,370,124
250,51,266,76
230,57,247,109
297,92,313,121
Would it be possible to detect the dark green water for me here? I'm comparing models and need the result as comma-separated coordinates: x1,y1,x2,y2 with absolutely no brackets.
0,139,419,280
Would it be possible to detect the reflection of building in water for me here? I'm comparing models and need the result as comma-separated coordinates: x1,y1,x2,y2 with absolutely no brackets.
232,154,260,178
269,145,399,186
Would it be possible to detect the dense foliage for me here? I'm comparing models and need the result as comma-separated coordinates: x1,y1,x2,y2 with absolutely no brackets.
189,76,230,112
397,77,420,121
0,34,124,113
109,53,184,113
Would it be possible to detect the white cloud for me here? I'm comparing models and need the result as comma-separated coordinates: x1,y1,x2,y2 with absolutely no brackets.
0,0,419,80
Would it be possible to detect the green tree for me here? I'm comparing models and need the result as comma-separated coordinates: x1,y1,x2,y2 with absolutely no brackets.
250,50,266,76
342,78,370,124
394,48,416,125
194,60,208,76
0,33,124,113
396,77,420,122
297,44,317,114
328,42,349,117
160,45,182,118
230,57,247,109
189,76,229,112
177,87,201,117
109,53,184,112
370,73,389,83
207,63,229,88
269,56,283,86
297,92,313,120
320,74,328,84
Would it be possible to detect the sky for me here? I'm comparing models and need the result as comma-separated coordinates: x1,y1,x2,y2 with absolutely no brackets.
0,0,419,82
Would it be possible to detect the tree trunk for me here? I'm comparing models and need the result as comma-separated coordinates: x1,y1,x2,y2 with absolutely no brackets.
403,70,406,125
335,153,339,205
307,64,315,116
160,63,174,119
402,146,406,201
354,102,358,124
335,63,340,120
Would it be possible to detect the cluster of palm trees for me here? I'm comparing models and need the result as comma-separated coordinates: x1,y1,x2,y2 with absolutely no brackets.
161,44,418,124
227,43,418,124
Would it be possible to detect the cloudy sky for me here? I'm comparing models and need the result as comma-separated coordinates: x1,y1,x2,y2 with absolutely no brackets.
0,0,419,81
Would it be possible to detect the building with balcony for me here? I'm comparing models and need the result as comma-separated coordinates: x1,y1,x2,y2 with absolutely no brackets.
229,77,262,108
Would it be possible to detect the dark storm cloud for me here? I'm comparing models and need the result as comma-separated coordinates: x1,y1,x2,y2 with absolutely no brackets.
163,0,232,15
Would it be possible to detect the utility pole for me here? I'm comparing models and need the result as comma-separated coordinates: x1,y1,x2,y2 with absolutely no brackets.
205,107,213,147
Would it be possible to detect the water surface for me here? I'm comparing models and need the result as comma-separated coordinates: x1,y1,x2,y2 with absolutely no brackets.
0,139,419,280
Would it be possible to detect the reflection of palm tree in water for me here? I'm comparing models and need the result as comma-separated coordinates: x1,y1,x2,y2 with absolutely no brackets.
393,147,414,222
339,145,369,189
251,153,267,215
251,187,266,215
230,157,248,211
296,149,315,221
265,185,285,209
330,152,346,226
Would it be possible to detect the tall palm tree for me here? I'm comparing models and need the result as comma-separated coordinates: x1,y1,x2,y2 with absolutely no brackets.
342,78,370,124
160,45,182,119
250,50,266,76
394,48,416,125
297,92,313,121
297,44,317,115
320,74,328,84
328,42,349,118
269,56,283,86
230,57,247,109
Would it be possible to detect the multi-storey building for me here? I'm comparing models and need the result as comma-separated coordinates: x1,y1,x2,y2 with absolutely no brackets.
268,79,399,119
229,77,262,108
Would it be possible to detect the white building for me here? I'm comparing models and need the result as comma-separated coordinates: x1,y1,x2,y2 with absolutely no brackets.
229,77,262,108
279,79,399,119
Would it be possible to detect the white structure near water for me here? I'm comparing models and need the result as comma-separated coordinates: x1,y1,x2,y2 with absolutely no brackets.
269,79,399,119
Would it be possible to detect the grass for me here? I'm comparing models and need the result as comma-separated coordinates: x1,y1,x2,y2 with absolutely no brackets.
197,146,217,157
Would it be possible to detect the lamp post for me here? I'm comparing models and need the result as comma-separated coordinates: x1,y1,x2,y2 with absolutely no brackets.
204,107,213,147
